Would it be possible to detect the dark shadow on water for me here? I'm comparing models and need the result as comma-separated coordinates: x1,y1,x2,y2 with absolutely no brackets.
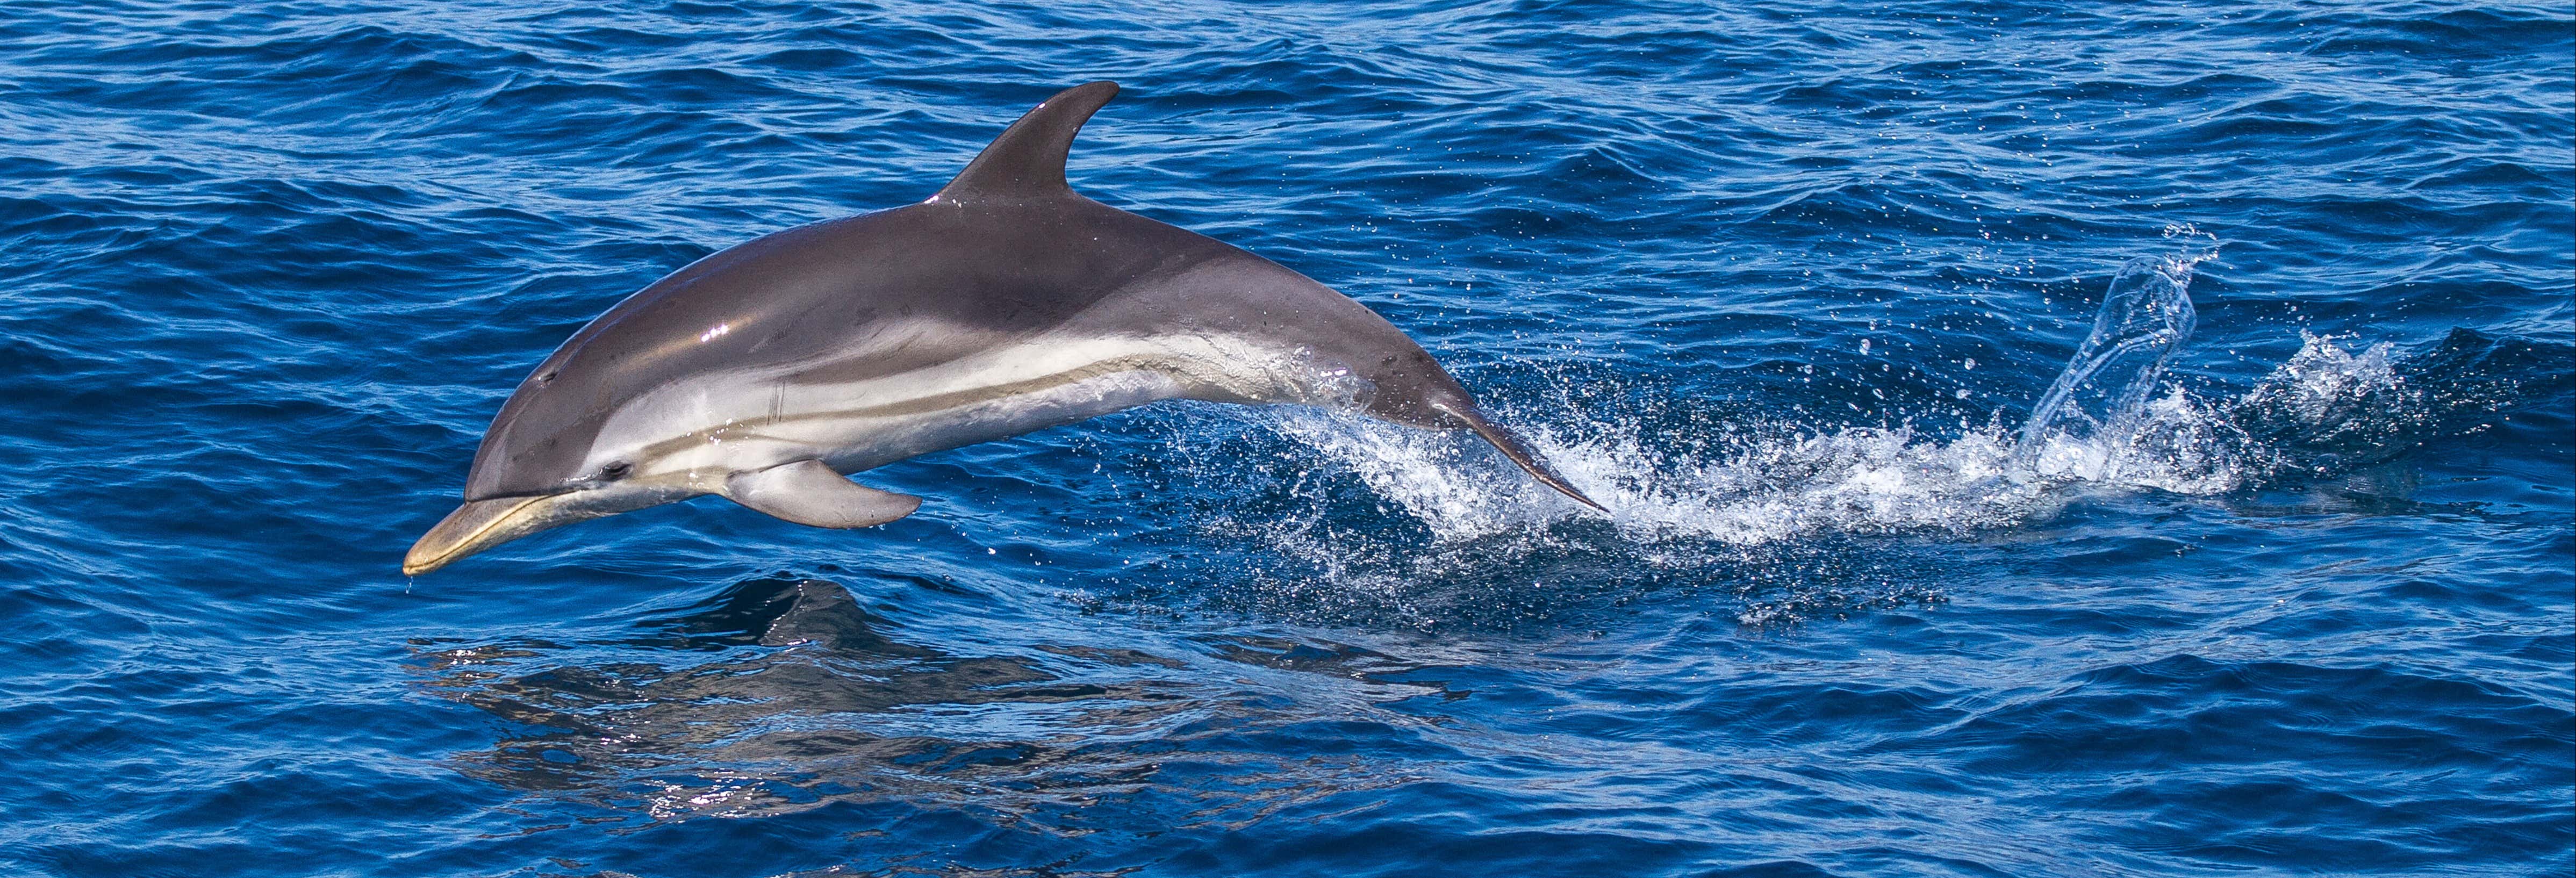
410,577,1428,833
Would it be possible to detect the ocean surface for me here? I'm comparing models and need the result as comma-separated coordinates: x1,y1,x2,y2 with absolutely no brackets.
3,2,2570,876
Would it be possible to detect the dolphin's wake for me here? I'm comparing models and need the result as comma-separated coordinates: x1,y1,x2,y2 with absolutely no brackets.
1138,248,2555,628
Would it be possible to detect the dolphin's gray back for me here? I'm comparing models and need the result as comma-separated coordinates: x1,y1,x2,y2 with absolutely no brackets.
467,195,1438,499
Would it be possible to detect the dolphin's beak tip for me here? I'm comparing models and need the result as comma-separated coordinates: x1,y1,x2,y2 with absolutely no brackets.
401,535,451,576
399,553,439,577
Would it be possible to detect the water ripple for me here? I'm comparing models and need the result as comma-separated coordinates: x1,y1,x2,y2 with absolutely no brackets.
1,1,2568,876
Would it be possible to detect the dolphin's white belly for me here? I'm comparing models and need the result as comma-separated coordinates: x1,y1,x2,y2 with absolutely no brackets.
592,330,1351,481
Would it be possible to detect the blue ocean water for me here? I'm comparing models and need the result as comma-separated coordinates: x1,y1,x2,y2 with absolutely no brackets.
3,1,2570,875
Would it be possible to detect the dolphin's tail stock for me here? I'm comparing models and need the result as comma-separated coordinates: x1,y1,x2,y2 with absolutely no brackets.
1434,401,1606,512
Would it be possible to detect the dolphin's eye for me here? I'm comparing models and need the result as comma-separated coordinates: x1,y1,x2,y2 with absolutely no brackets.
598,462,632,480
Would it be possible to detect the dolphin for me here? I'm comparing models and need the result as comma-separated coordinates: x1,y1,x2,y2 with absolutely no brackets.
404,81,1602,575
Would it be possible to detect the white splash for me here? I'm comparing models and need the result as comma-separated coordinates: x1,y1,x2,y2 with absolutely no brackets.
1133,240,2486,631
1268,411,2049,548
1239,254,2427,553
2237,331,2405,430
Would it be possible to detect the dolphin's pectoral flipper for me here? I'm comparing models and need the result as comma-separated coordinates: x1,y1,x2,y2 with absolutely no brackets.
724,460,923,529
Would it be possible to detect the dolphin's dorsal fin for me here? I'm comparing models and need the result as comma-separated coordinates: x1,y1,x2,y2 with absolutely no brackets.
934,81,1119,201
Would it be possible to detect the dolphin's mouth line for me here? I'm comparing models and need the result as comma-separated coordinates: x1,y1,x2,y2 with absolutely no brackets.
461,486,566,502
403,495,551,575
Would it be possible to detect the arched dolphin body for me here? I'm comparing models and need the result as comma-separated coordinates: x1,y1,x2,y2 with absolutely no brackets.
405,82,1601,575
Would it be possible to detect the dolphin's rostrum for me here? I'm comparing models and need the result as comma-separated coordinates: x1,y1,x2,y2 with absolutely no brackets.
405,82,1602,575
